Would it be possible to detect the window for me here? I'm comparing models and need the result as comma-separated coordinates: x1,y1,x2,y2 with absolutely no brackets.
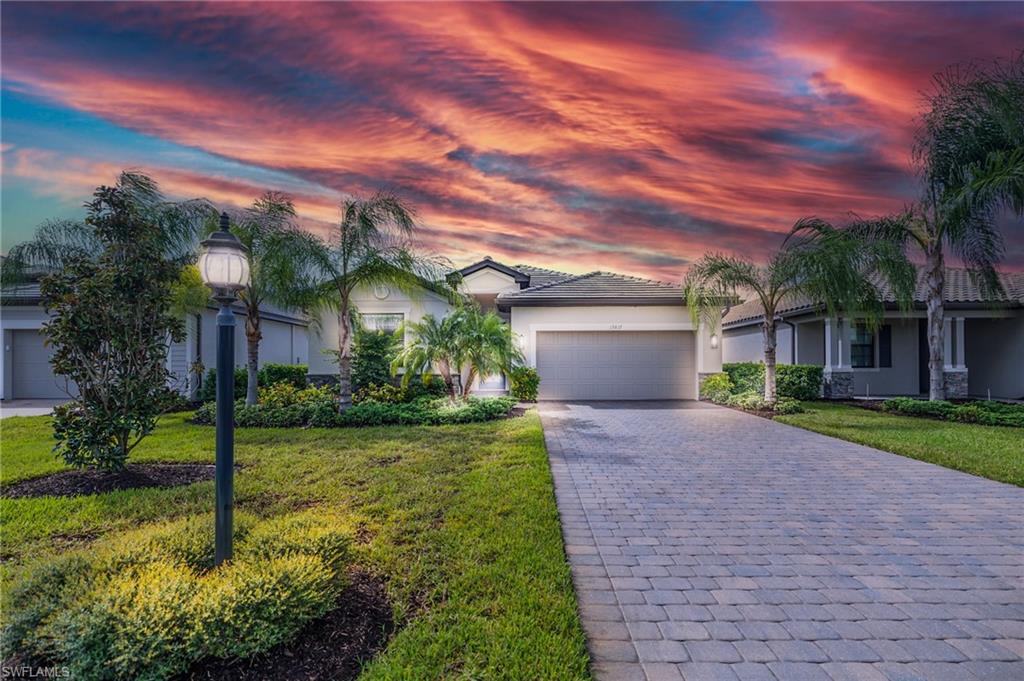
850,324,875,368
361,313,404,334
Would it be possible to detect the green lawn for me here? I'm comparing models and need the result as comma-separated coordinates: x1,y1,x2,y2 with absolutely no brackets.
0,412,590,680
776,402,1024,487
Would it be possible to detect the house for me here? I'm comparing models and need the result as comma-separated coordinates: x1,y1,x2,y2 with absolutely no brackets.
721,268,1024,400
0,282,309,400
307,257,722,400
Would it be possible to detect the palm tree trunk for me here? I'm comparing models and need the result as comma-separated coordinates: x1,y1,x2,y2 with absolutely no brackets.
463,366,477,398
926,245,945,401
244,308,261,406
337,305,353,412
762,319,778,404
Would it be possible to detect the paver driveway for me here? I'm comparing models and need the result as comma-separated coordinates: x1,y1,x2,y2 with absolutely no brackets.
540,401,1024,681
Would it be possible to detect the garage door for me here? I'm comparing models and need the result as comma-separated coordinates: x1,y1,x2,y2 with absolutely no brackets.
536,331,695,400
11,330,76,399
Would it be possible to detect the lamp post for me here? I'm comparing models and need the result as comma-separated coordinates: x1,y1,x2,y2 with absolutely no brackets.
198,212,250,566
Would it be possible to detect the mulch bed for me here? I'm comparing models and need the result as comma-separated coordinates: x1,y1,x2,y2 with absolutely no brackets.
185,569,394,681
1,463,221,499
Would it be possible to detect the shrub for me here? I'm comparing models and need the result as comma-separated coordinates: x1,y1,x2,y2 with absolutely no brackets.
777,365,823,401
3,511,351,679
722,362,822,401
722,363,764,394
258,363,308,389
198,367,247,403
352,329,400,392
199,364,308,403
352,379,449,405
508,366,540,402
699,373,733,403
724,390,803,414
882,397,1024,428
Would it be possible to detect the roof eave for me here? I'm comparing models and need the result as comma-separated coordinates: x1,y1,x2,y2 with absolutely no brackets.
497,296,685,307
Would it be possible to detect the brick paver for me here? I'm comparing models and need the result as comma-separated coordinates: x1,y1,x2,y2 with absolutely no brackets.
541,401,1024,681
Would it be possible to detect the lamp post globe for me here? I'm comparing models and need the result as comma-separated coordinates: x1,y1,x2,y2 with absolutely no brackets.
199,212,250,566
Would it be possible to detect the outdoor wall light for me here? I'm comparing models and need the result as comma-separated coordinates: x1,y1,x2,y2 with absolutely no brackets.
710,333,719,349
198,212,250,566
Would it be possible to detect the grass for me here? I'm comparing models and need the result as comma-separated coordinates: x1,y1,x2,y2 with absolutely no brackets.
776,401,1024,487
0,412,590,680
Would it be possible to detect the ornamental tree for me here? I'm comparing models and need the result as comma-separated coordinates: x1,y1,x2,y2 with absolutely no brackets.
37,172,211,470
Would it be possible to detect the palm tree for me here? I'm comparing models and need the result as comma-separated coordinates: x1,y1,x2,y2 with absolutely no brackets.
392,313,464,399
459,306,523,397
850,55,1023,399
218,192,324,405
2,171,211,285
392,305,522,399
684,219,915,404
311,192,450,409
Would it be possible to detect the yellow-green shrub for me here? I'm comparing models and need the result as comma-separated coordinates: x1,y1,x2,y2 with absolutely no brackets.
2,511,352,680
195,554,341,659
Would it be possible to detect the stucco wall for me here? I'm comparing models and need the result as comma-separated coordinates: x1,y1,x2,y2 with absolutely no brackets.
198,308,309,374
722,325,794,365
850,319,918,396
307,286,451,375
796,322,824,365
966,313,1024,399
459,268,518,294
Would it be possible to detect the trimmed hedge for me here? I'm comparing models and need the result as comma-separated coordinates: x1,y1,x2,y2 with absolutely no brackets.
1,511,352,680
722,363,823,401
193,396,518,429
881,397,1024,428
198,364,308,402
508,366,540,402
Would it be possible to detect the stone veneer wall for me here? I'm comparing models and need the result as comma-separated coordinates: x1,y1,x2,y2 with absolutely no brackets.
943,370,969,399
823,370,854,399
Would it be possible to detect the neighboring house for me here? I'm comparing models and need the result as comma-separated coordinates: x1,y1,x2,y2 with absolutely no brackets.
0,282,309,400
308,257,722,400
721,268,1024,400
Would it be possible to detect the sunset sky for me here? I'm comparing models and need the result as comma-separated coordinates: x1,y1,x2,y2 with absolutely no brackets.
2,2,1022,281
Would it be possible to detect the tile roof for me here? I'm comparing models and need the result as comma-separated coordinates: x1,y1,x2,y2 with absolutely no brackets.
512,264,576,287
722,268,1024,327
497,270,683,305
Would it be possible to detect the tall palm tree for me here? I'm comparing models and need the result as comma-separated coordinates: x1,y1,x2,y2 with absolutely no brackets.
311,192,450,409
850,55,1023,399
684,219,915,404
217,192,324,405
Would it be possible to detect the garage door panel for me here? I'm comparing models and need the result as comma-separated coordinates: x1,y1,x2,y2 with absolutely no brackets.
536,330,694,401
11,330,78,399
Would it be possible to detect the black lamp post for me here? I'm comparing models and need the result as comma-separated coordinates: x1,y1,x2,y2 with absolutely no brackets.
198,212,250,566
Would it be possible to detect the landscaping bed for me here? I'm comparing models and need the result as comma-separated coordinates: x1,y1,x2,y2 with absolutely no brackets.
185,568,392,681
0,413,589,680
1,463,219,499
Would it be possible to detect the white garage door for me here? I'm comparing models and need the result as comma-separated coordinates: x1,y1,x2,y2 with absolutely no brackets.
536,331,695,400
11,330,76,399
